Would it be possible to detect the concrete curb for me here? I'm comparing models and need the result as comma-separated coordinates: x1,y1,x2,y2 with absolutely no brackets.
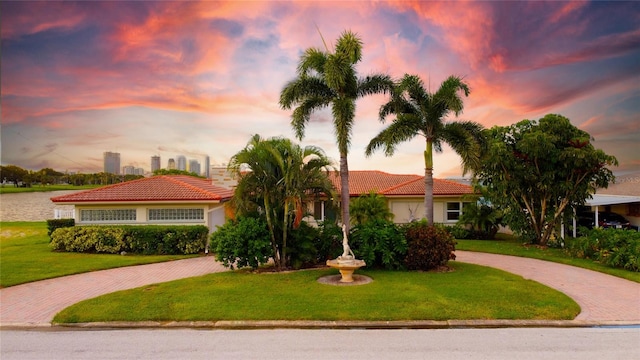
2,320,639,331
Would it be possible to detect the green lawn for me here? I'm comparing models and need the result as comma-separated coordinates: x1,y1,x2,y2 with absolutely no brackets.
53,264,580,323
0,184,99,194
0,222,191,287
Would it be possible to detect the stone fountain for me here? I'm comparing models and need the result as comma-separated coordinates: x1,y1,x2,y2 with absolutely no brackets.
325,224,366,283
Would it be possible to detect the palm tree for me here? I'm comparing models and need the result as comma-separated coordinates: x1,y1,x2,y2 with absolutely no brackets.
228,135,335,269
365,74,484,225
279,30,393,231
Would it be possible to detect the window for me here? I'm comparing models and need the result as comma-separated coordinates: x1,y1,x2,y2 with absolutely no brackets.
80,209,136,222
313,201,324,220
148,208,204,222
446,202,471,221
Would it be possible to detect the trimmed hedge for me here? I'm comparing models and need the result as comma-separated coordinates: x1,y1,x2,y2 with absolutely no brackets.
46,218,75,238
50,225,208,255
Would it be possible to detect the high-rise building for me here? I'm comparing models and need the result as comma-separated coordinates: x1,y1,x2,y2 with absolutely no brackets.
151,155,161,173
134,168,145,176
167,158,176,170
203,155,210,178
176,155,187,171
103,152,121,175
188,159,201,176
122,165,135,175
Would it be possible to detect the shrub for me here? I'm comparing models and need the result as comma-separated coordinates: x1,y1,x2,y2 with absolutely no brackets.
287,222,321,269
46,218,75,238
448,224,471,240
565,228,640,272
404,221,457,271
349,192,394,226
313,221,343,262
94,227,126,253
210,217,272,270
350,220,407,270
50,225,208,255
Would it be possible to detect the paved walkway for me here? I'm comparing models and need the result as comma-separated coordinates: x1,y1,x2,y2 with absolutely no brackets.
1,252,638,327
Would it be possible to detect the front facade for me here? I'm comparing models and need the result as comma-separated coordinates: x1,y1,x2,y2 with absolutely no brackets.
51,175,234,232
309,170,476,225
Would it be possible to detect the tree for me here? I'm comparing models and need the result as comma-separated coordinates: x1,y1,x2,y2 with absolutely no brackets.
349,191,394,226
366,74,484,225
153,169,204,178
228,135,335,270
457,199,503,239
475,114,618,245
279,30,393,231
0,165,28,186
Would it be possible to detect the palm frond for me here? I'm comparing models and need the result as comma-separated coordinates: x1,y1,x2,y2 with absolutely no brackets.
331,97,356,154
357,74,394,97
334,30,363,64
365,114,422,157
298,48,327,76
441,120,485,174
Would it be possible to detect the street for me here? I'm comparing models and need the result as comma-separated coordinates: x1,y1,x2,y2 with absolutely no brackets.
2,327,639,359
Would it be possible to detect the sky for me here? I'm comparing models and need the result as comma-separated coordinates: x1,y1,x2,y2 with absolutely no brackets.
1,0,639,178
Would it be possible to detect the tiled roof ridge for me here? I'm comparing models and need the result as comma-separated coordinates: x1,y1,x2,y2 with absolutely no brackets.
50,176,151,201
379,175,423,194
162,175,222,200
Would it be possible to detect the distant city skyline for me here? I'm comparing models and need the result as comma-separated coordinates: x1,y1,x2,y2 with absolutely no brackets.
2,1,638,177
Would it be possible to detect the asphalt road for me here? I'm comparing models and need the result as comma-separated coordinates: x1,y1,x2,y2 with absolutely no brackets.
2,328,639,360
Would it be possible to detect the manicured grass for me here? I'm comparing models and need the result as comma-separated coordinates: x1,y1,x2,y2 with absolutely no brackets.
53,263,580,323
456,235,640,283
0,222,191,287
0,184,99,194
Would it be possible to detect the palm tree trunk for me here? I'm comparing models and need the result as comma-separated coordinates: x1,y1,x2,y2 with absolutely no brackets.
282,201,289,270
263,193,281,269
424,140,434,225
340,153,350,231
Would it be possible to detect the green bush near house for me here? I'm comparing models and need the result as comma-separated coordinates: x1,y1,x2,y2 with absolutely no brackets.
50,225,208,255
46,218,75,237
565,228,640,272
210,217,272,270
405,222,457,271
350,220,407,270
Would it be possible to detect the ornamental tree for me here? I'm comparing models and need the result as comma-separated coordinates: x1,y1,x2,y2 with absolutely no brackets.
474,114,617,245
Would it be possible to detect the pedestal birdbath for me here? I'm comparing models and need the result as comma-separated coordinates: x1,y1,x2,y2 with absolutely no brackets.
325,224,365,283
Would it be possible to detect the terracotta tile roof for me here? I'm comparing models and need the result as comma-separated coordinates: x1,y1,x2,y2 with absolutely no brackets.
51,175,234,203
328,171,474,196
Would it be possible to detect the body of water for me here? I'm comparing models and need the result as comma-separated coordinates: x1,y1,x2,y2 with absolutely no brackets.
0,191,77,222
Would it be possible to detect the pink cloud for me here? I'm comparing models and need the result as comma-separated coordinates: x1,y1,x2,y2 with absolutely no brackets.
1,2,88,39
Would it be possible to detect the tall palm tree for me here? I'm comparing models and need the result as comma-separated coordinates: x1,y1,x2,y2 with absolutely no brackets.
279,30,393,231
365,74,484,225
228,135,335,269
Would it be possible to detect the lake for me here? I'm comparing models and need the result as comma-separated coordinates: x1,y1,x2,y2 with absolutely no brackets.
0,191,77,222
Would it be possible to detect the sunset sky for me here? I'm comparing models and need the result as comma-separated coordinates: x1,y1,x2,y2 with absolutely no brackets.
2,0,639,178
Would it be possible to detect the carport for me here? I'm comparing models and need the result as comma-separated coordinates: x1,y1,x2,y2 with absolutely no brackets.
568,194,640,237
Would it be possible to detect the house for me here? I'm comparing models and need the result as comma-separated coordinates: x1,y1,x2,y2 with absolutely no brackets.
50,175,234,231
309,170,476,224
51,170,475,231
